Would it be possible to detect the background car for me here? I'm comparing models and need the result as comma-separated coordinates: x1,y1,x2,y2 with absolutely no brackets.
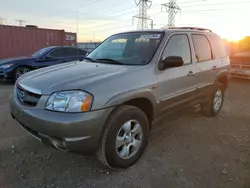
0,46,87,82
230,52,250,79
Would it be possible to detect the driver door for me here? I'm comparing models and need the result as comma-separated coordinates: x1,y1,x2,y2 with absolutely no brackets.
34,48,65,68
156,34,200,115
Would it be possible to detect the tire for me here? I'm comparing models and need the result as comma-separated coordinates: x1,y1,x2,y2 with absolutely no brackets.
13,67,31,83
96,105,149,170
201,82,225,117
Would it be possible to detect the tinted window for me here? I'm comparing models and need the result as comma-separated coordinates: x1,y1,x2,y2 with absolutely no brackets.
32,47,53,58
192,35,212,62
78,49,87,56
64,48,78,56
162,34,191,65
49,48,64,57
209,35,227,58
61,48,87,56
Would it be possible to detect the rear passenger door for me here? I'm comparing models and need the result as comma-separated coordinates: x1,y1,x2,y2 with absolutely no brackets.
157,34,199,114
191,34,216,90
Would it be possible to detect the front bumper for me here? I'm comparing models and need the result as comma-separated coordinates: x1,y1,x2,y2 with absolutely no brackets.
10,96,114,154
0,68,12,79
230,68,250,79
0,68,4,78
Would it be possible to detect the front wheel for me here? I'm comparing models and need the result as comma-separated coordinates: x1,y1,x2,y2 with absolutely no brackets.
13,67,31,83
96,105,149,170
201,82,225,117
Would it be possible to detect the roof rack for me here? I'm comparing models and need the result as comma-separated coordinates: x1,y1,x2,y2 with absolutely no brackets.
169,27,212,32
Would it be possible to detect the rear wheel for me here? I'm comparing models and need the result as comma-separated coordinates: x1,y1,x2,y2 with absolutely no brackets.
96,105,149,170
201,82,225,117
13,67,31,83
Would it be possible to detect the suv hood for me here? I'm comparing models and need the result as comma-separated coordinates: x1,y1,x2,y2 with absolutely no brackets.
18,61,139,95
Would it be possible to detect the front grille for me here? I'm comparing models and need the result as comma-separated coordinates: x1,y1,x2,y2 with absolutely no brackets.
231,64,250,69
16,86,41,107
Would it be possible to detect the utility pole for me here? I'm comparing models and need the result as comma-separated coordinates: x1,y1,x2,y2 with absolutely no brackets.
15,19,26,26
0,17,7,25
93,32,95,42
161,0,181,28
132,0,153,30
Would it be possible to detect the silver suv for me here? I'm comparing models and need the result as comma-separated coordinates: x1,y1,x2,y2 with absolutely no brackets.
10,27,230,169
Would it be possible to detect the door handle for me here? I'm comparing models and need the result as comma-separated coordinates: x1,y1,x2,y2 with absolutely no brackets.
187,71,194,76
212,65,217,70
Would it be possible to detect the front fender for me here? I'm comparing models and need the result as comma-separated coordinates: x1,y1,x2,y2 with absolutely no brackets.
4,62,35,79
214,69,230,89
103,88,158,118
2,64,19,78
104,88,157,107
215,70,229,82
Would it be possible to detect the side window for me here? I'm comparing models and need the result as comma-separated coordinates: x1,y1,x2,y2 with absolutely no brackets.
64,48,79,56
209,35,227,58
192,35,213,62
62,48,87,56
49,48,64,57
162,34,191,65
78,49,87,56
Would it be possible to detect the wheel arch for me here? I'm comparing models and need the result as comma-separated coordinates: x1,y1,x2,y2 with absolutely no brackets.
104,89,157,128
12,65,33,82
214,71,229,90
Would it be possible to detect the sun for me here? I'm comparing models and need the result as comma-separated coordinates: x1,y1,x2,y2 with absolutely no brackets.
223,33,245,42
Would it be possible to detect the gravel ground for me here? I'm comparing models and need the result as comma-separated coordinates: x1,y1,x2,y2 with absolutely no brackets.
0,79,250,188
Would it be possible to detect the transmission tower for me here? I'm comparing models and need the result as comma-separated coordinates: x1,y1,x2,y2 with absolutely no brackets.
161,0,181,28
132,0,153,30
15,19,26,26
0,17,7,25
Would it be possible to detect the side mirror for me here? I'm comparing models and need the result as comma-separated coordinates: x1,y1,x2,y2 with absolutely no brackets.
45,54,54,60
159,56,184,70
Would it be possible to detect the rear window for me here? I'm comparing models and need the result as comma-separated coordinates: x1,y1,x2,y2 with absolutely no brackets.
209,35,227,58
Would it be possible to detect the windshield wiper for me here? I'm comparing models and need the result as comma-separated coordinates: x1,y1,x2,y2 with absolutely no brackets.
96,58,124,65
83,57,97,62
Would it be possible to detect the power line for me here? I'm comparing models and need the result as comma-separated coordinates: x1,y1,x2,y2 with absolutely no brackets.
54,6,137,28
178,0,207,4
149,0,250,19
181,0,250,8
52,0,133,21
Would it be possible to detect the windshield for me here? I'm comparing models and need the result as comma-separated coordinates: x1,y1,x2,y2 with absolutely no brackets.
87,32,164,65
31,47,52,58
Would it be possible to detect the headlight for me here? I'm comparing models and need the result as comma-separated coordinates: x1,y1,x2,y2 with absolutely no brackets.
45,91,93,112
0,64,13,69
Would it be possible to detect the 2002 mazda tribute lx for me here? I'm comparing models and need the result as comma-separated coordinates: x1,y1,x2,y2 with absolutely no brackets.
10,27,230,169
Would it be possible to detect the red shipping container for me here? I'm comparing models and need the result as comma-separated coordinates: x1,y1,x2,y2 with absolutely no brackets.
0,25,77,59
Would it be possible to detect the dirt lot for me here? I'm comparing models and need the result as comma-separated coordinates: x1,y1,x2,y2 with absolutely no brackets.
0,79,250,188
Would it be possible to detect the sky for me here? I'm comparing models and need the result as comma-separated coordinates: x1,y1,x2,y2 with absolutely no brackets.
1,0,250,42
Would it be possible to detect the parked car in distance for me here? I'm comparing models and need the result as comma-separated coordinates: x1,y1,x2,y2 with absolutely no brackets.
10,27,230,170
230,52,250,79
0,46,87,82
